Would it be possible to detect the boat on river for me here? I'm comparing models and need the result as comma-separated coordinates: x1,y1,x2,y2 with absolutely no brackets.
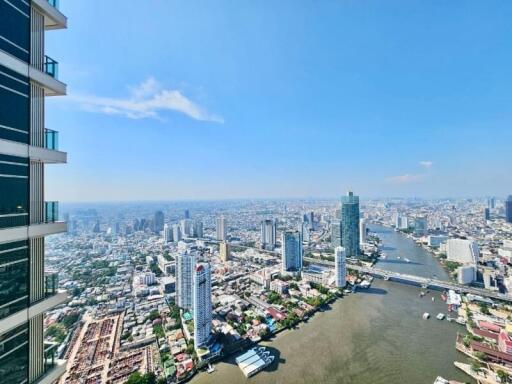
423,312,430,319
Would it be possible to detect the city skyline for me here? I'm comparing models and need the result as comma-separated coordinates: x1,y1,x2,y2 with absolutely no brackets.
44,0,512,202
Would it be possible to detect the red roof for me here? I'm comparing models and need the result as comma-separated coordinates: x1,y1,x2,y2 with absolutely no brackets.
479,321,501,333
266,307,286,320
472,327,499,342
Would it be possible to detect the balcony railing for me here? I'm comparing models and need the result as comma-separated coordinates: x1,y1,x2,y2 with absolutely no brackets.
47,0,60,10
44,56,59,79
44,129,59,150
45,272,59,297
45,201,59,223
43,342,58,373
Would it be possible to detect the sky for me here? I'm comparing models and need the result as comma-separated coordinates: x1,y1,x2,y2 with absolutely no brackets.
45,0,512,202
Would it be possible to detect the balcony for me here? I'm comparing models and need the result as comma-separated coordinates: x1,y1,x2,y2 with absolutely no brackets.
35,343,66,384
45,129,59,151
44,56,59,79
45,201,59,223
45,273,59,297
32,0,67,30
47,0,60,9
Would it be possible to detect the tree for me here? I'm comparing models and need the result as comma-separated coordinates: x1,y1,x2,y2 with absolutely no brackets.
497,370,510,383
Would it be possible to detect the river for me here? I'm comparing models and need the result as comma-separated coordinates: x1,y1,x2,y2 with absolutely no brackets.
191,224,474,384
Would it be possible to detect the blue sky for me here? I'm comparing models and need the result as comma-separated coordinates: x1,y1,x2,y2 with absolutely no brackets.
45,0,512,201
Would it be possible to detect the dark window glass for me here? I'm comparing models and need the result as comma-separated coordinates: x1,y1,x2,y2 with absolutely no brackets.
0,1,30,62
0,243,29,320
0,68,29,144
0,323,29,384
0,177,29,228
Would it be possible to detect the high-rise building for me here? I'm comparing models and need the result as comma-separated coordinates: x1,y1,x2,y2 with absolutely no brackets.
193,264,212,348
184,209,190,219
0,2,68,384
260,219,276,250
299,220,310,243
154,210,165,233
163,224,173,243
219,241,230,262
193,220,203,238
331,221,342,248
282,231,303,273
216,215,227,241
172,224,182,243
484,208,490,221
359,219,367,244
176,254,195,311
506,195,512,224
334,246,346,288
446,239,479,265
180,218,193,237
341,191,360,257
414,216,428,236
488,197,496,209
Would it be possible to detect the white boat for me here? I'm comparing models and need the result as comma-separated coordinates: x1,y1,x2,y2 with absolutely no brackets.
455,316,466,325
397,256,401,260
423,312,430,319
436,313,445,320
404,258,411,263
434,377,449,384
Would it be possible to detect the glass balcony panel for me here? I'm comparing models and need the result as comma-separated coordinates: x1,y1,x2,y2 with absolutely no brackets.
44,129,59,150
44,56,59,79
44,201,59,223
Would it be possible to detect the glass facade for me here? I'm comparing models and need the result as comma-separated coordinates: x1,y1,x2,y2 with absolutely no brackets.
0,240,29,320
0,64,30,144
0,323,29,384
0,0,30,62
0,154,29,229
341,192,360,257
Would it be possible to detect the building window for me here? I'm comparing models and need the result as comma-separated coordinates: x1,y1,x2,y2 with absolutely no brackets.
0,154,29,229
0,241,29,320
0,322,29,384
0,64,30,144
0,0,30,62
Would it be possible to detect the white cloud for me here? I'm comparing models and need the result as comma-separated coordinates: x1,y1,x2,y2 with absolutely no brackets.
419,160,433,168
70,77,224,123
386,174,425,184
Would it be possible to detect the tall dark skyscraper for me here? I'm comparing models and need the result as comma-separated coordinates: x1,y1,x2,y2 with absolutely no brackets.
154,210,165,233
0,1,68,383
506,195,512,224
184,209,190,219
341,191,360,257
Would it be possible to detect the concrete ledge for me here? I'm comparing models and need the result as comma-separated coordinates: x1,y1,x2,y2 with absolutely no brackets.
29,67,67,96
0,222,67,244
31,0,67,30
35,360,67,384
0,138,67,164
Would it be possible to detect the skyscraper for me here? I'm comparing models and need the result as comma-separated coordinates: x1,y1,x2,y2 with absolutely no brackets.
180,218,193,237
260,219,276,250
334,246,347,288
163,223,173,243
193,220,203,238
193,263,212,348
154,210,165,233
176,253,195,311
331,221,342,248
0,2,68,383
282,231,303,273
219,241,230,262
216,215,227,241
172,224,182,243
184,209,190,219
414,216,428,236
488,197,496,209
484,208,490,221
341,191,360,257
359,219,367,244
506,195,512,224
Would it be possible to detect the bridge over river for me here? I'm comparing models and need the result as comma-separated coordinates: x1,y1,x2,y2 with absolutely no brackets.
304,256,512,303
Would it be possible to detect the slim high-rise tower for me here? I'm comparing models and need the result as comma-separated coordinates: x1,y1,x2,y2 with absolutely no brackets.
176,253,195,311
341,191,360,257
334,246,347,288
154,210,164,233
282,230,303,273
193,263,212,348
260,219,276,250
216,215,227,241
506,195,512,224
0,2,68,383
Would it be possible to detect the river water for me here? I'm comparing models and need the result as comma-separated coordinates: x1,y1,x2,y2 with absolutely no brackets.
191,224,474,384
